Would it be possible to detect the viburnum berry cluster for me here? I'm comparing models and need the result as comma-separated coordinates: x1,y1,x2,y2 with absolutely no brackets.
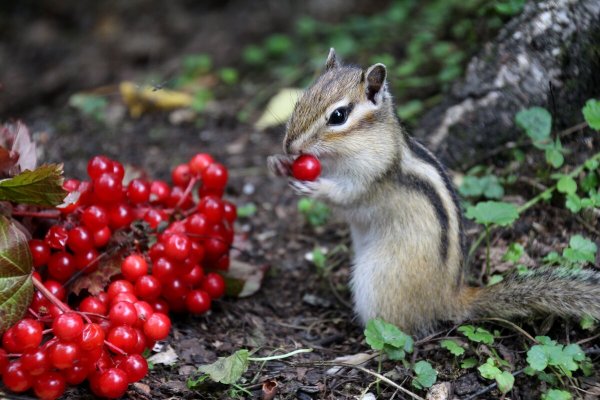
1,153,234,399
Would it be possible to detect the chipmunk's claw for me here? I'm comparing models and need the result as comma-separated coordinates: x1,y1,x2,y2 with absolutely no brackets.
289,179,319,196
267,154,293,177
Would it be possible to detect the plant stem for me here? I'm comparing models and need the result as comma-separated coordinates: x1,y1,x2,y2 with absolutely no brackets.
485,225,491,279
11,209,62,219
247,348,312,362
32,276,71,313
376,354,382,396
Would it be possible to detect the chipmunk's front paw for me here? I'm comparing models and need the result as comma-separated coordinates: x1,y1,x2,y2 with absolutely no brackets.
267,154,293,177
289,179,320,197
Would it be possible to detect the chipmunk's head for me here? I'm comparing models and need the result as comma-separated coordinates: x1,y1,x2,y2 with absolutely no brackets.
284,48,397,159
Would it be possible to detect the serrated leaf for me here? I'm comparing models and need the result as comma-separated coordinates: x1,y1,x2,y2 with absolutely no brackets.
458,325,495,345
465,201,519,227
440,339,465,356
461,357,477,369
503,243,524,263
0,215,34,333
515,107,552,148
582,99,600,130
563,344,585,362
365,318,414,354
70,255,122,296
527,345,548,371
197,349,249,385
255,88,303,130
556,176,577,195
563,234,596,263
0,164,67,206
412,360,437,389
478,358,501,379
542,389,572,400
495,370,514,394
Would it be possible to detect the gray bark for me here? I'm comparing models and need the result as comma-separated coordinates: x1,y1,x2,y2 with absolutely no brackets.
415,0,600,169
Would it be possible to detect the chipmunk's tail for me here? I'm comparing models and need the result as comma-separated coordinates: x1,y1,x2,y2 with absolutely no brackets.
460,267,600,321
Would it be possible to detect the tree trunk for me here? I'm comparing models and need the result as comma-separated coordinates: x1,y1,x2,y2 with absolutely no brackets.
415,0,600,169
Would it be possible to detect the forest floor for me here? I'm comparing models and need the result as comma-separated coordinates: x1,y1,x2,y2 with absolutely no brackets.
1,1,599,399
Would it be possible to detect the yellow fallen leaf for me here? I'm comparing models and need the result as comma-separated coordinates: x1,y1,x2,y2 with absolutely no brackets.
255,88,303,130
119,81,193,118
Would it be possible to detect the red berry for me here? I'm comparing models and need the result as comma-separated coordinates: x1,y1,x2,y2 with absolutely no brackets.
198,195,224,225
2,360,32,392
63,178,80,192
107,325,137,353
143,208,168,229
172,163,192,187
202,272,226,299
204,237,228,262
79,296,108,315
183,265,204,287
13,318,43,351
74,248,99,273
44,280,66,301
81,205,109,231
185,290,211,314
45,225,69,250
87,155,113,179
79,323,105,350
111,292,138,305
189,153,214,175
21,348,51,376
223,201,237,223
33,371,66,400
143,312,171,341
111,161,125,181
47,252,76,282
49,341,80,369
150,180,170,204
109,301,138,326
52,312,84,341
135,275,162,301
1,328,19,353
163,232,191,262
202,162,228,190
107,280,135,300
67,226,93,253
63,364,88,385
121,253,148,282
121,354,148,383
162,278,188,303
152,257,176,280
29,239,50,267
150,299,170,314
292,154,321,181
133,301,154,327
94,173,123,204
127,178,150,204
185,213,209,236
93,226,112,248
108,203,134,229
97,368,129,399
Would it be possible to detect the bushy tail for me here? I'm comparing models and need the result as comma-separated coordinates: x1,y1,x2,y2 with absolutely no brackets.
462,268,600,320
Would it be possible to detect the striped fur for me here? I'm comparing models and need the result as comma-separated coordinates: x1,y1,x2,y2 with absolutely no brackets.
275,50,600,336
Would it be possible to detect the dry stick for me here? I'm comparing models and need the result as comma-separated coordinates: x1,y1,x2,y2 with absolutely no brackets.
463,367,527,400
468,150,600,259
476,317,538,344
293,361,425,400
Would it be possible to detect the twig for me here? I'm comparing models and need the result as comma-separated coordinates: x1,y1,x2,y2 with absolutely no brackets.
463,367,526,400
576,332,600,346
248,348,313,362
476,317,538,343
293,360,425,400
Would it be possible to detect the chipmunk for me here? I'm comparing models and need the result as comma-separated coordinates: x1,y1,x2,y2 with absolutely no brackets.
267,48,600,336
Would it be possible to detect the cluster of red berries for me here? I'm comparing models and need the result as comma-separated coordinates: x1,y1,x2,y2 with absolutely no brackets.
1,153,234,399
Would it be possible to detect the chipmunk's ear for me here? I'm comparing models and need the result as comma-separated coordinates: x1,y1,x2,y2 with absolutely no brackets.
365,63,387,104
325,48,339,70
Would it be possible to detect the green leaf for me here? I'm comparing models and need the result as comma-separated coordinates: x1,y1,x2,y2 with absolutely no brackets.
197,349,250,385
440,339,465,356
0,164,67,206
297,197,330,227
412,360,437,389
556,176,577,195
515,107,552,148
563,343,585,362
458,325,494,345
487,274,504,286
218,68,238,85
465,201,519,226
582,99,600,130
494,0,525,15
237,203,257,218
563,235,597,263
461,358,477,369
527,345,549,371
585,159,599,171
565,194,582,213
0,216,34,333
495,370,514,394
310,247,326,270
503,243,524,263
545,145,564,168
364,318,414,354
542,389,572,400
580,315,596,331
69,93,108,121
478,358,501,379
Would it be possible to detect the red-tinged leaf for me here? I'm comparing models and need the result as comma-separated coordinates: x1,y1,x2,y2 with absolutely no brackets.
221,260,268,298
0,147,17,173
70,255,122,296
0,164,67,206
0,122,37,176
0,215,34,333
11,123,37,173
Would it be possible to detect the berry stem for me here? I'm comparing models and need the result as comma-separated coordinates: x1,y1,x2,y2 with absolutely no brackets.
103,340,127,356
32,276,71,313
175,176,198,210
12,209,62,219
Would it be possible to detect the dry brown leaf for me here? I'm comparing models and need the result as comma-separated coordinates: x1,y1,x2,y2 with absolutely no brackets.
69,254,122,296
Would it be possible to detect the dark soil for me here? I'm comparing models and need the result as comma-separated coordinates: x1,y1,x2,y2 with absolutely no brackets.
1,1,599,399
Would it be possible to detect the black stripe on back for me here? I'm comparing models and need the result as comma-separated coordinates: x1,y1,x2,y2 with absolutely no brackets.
397,172,450,263
406,137,466,261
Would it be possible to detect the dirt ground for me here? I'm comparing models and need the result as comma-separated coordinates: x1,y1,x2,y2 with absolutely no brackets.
1,1,599,399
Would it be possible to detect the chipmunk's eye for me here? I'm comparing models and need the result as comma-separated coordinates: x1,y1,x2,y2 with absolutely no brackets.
327,106,350,126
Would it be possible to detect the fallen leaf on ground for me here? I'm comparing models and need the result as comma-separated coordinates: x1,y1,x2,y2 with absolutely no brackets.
148,345,179,366
223,260,269,298
255,88,303,130
120,81,193,118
